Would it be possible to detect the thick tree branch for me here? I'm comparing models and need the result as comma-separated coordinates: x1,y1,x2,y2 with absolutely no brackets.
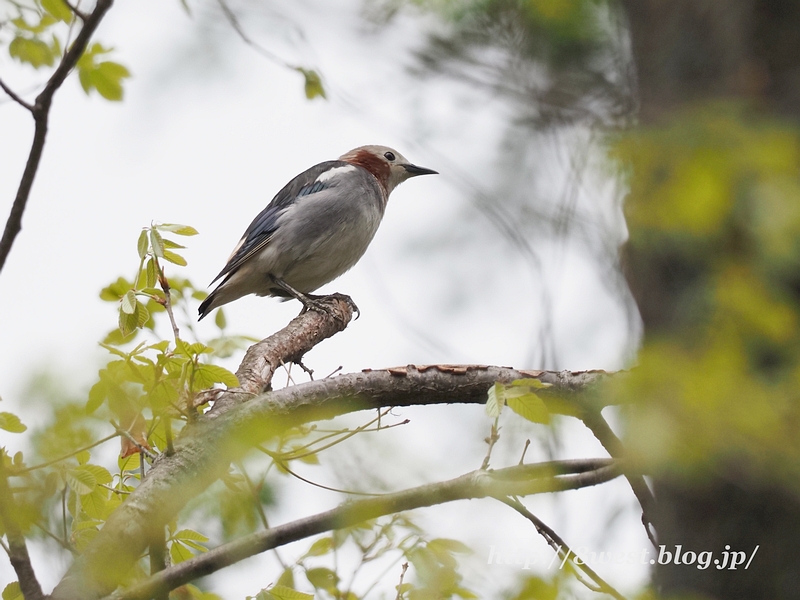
50,301,613,599
0,0,114,274
0,455,45,600
108,459,620,600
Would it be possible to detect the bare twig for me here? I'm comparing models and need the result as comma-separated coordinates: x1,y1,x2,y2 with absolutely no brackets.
498,496,626,600
0,0,115,274
0,452,45,600
157,264,181,344
0,77,33,110
104,459,620,600
18,432,119,473
112,422,157,462
480,417,500,469
394,562,408,600
579,407,657,546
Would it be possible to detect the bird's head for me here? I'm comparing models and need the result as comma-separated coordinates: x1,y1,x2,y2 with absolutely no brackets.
339,145,438,195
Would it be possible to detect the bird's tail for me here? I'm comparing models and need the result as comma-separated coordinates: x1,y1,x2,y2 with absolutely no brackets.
197,290,218,321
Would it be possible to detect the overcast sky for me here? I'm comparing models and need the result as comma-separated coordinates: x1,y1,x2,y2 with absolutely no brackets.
0,0,645,596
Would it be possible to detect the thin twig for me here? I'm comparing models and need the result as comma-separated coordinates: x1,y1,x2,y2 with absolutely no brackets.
157,263,181,344
480,418,500,469
112,422,157,462
0,0,115,274
579,407,657,546
18,432,120,473
106,459,620,600
498,496,626,600
519,439,531,465
394,562,408,600
0,77,33,110
0,452,45,600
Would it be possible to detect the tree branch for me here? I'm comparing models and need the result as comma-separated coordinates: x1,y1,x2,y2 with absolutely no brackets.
0,77,33,111
0,0,114,275
579,407,657,546
498,496,626,600
0,454,45,600
50,300,614,599
108,459,620,600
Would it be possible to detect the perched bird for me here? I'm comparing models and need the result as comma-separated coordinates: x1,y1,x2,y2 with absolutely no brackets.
198,145,437,320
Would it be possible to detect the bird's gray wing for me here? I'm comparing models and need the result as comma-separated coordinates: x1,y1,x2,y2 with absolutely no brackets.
210,160,350,284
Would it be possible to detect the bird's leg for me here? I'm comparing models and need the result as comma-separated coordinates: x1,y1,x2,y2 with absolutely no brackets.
270,277,359,318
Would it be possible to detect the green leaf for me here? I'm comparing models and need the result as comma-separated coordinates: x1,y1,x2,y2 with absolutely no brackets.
0,412,26,433
2,581,22,600
304,537,333,557
510,378,552,389
297,68,326,100
87,380,106,413
66,467,96,495
267,587,313,600
121,290,137,314
276,568,294,589
169,540,194,564
174,529,209,543
158,223,198,236
81,487,110,519
81,464,112,485
506,392,550,424
75,450,90,465
150,229,164,258
305,567,338,592
79,60,130,101
193,364,239,389
100,277,133,301
119,308,138,337
137,230,149,259
162,239,186,250
214,308,226,330
162,249,187,266
9,36,55,68
41,0,73,22
146,258,158,287
428,538,473,555
485,383,503,417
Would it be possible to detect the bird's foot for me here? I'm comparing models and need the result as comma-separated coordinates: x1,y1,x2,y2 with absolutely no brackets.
301,293,360,320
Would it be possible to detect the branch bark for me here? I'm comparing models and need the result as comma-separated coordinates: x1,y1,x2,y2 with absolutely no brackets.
0,0,115,274
108,459,620,600
0,455,45,600
50,298,612,599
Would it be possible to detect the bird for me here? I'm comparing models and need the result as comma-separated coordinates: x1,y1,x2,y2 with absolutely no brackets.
198,145,438,320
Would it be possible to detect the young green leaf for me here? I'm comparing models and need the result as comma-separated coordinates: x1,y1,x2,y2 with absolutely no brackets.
9,36,55,68
506,393,550,424
0,412,26,433
266,587,313,600
214,308,226,330
162,249,187,266
149,229,164,258
2,581,23,600
485,383,504,417
159,224,198,236
137,230,149,259
41,0,73,22
121,290,137,315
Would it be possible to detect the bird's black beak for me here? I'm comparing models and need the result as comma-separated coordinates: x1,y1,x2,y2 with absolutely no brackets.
402,163,438,176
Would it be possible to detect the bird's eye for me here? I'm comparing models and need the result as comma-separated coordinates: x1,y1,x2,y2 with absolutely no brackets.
384,151,396,162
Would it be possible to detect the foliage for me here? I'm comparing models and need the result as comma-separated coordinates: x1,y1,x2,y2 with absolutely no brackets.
2,0,130,99
613,103,800,486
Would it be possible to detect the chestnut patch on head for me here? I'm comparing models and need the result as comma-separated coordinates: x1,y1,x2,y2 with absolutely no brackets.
346,150,391,190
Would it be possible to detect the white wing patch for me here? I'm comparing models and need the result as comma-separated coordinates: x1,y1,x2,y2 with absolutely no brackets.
316,164,357,183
